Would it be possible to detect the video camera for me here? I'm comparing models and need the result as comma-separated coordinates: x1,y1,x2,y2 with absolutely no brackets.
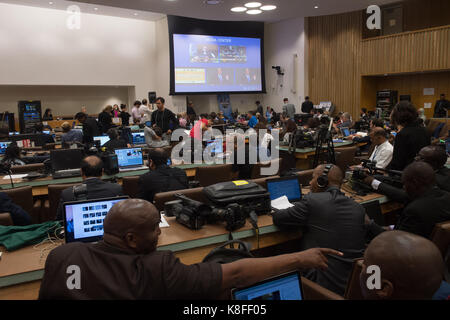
350,160,403,195
164,194,252,231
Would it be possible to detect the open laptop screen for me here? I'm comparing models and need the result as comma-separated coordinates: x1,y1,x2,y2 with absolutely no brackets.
63,197,129,243
0,141,11,155
206,139,223,154
266,177,302,202
50,148,84,171
132,132,146,145
340,127,350,137
232,271,303,300
114,148,143,168
94,136,110,146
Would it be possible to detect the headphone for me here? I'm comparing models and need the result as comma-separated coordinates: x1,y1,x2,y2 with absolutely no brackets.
317,164,333,189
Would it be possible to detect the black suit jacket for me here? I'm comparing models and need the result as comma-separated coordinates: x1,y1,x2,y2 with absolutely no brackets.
0,193,31,226
436,167,450,192
272,186,367,295
82,118,101,144
138,165,189,203
389,125,430,171
395,187,450,239
301,101,314,114
56,178,123,220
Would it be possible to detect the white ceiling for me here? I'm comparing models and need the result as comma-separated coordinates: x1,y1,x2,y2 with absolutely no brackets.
0,0,399,22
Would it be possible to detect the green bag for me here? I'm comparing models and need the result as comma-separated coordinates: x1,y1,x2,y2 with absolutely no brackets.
0,221,62,252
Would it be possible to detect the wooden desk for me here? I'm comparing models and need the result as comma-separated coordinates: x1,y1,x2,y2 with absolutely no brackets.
0,190,399,300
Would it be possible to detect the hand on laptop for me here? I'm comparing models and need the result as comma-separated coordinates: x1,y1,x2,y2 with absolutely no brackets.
296,248,343,271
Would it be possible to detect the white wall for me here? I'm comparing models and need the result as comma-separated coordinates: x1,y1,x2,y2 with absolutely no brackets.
0,3,157,113
263,17,306,114
0,85,129,116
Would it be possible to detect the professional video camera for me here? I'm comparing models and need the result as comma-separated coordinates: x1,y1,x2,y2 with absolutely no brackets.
289,128,315,150
164,194,253,231
350,160,403,195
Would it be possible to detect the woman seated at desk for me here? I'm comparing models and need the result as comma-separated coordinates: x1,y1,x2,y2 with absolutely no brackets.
1,143,26,166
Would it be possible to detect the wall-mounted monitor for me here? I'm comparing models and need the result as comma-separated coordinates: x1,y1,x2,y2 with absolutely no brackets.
168,16,266,95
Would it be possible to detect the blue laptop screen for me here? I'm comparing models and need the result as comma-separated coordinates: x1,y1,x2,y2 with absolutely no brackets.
267,178,301,201
0,141,11,155
341,128,350,137
206,139,223,154
64,197,127,243
114,148,143,167
94,136,110,146
233,273,303,300
132,132,145,145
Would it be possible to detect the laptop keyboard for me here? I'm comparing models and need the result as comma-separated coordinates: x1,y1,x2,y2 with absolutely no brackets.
53,169,81,179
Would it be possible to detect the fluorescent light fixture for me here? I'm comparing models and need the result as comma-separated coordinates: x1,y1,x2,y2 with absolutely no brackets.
231,7,247,12
245,2,262,8
246,9,262,14
261,5,277,11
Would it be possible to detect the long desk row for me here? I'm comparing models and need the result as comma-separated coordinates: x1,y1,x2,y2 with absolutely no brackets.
0,187,401,300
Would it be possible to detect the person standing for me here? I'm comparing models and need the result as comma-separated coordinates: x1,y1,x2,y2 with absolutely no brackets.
150,97,178,137
98,105,113,134
255,101,263,115
282,98,296,119
301,97,314,114
187,101,196,118
433,93,450,118
131,101,142,124
75,112,101,144
119,104,131,127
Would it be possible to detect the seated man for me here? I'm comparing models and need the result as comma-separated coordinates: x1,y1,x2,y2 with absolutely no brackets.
246,111,258,129
144,126,169,148
272,164,367,295
39,198,342,299
60,122,83,147
34,123,55,147
55,156,123,220
366,127,393,169
103,128,129,152
0,192,31,226
366,161,450,239
138,148,188,203
360,231,444,300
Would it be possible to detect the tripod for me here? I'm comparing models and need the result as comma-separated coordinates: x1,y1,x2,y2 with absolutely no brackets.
313,121,336,168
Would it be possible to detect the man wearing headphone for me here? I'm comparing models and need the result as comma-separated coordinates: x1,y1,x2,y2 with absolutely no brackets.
272,164,368,296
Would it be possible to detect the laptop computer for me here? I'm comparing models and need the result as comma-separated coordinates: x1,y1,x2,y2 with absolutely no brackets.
50,148,84,179
63,196,129,243
0,141,12,155
114,147,147,172
206,138,223,155
232,271,303,300
132,132,146,146
340,127,350,137
266,176,302,202
93,136,110,147
362,200,386,226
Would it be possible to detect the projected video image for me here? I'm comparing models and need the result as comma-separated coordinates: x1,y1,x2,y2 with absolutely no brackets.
173,34,262,93
219,45,247,63
207,68,234,85
190,44,219,63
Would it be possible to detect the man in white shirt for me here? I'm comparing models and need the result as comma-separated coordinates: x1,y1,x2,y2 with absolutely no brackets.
140,99,152,124
367,127,393,169
131,101,142,124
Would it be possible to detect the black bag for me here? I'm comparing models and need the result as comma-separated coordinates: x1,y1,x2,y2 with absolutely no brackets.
202,240,253,264
203,180,271,215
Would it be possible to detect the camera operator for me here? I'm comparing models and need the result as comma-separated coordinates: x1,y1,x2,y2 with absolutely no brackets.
272,164,367,295
366,162,450,240
363,145,450,203
138,148,188,203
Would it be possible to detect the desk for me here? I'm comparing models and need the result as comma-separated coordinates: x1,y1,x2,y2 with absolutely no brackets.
0,163,227,197
0,189,400,300
278,141,366,169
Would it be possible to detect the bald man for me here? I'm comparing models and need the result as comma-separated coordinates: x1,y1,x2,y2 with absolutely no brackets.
416,145,450,192
367,161,450,239
39,199,342,299
55,156,123,220
360,231,444,300
367,127,393,169
272,164,367,295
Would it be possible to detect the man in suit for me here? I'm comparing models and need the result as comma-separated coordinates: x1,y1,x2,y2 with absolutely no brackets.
434,93,450,118
366,161,450,239
138,148,188,203
75,112,101,144
0,192,31,226
282,98,296,119
34,123,55,147
301,97,314,114
55,156,123,220
272,164,367,295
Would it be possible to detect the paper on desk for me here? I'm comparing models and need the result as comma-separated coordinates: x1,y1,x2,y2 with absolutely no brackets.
159,214,170,228
3,174,28,180
271,196,294,210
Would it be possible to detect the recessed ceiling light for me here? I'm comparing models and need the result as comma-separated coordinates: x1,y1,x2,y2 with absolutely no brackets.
245,2,262,8
94,7,98,11
261,5,276,11
246,9,262,14
231,7,247,12
49,1,54,4
134,13,139,16
314,5,319,9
